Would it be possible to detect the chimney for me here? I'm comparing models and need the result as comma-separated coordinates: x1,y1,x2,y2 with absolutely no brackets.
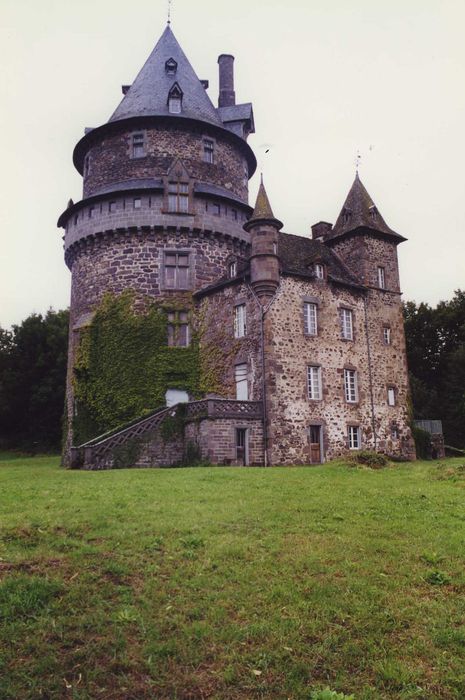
218,54,236,108
311,221,333,241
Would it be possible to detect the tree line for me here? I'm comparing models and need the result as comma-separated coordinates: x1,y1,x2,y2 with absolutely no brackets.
0,292,463,453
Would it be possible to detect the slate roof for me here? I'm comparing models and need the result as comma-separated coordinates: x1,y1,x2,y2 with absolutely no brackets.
217,103,255,134
109,25,223,127
329,173,405,242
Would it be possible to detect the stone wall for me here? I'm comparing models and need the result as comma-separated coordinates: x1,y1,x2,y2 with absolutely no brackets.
185,418,264,466
329,234,401,292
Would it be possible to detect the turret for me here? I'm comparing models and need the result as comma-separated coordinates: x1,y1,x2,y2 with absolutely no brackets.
244,178,282,302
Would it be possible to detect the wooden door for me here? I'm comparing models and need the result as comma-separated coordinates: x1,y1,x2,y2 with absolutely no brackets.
309,425,321,463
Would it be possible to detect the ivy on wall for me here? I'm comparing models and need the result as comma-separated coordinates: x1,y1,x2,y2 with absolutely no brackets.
72,291,200,445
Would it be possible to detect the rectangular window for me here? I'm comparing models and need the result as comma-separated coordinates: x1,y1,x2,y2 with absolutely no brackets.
236,428,248,464
84,154,91,176
212,203,220,216
89,206,95,218
314,263,324,279
304,302,318,336
234,304,246,338
348,426,361,450
307,365,322,400
133,197,141,209
228,261,237,278
164,252,190,289
231,209,238,220
203,139,214,163
132,132,145,158
377,266,386,289
383,326,391,345
168,96,182,113
340,308,353,340
167,310,190,347
391,424,400,440
109,201,116,213
344,369,358,403
168,181,189,213
74,214,79,225
235,363,248,400
387,386,396,406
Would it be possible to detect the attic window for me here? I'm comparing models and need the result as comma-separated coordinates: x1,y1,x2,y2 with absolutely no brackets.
314,263,325,280
168,83,183,113
369,205,378,221
165,58,177,75
343,208,352,224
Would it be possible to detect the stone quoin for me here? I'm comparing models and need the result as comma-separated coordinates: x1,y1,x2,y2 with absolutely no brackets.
58,24,415,468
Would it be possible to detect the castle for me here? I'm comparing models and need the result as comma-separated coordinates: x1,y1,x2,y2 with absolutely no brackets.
59,25,415,468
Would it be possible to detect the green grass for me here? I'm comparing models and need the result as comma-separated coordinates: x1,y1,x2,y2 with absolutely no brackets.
1,455,465,699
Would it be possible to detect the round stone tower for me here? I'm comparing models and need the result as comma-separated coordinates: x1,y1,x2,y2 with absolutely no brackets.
58,25,256,455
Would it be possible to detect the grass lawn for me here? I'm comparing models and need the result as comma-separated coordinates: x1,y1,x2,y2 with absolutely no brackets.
1,455,465,699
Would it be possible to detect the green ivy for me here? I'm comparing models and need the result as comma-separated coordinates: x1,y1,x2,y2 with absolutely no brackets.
72,291,200,445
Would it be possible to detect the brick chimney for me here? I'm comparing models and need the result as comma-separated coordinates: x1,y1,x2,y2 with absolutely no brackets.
218,54,236,107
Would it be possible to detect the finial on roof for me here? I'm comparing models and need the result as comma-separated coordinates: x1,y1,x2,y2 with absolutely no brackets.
244,177,283,231
260,172,263,185
355,149,361,175
167,0,172,24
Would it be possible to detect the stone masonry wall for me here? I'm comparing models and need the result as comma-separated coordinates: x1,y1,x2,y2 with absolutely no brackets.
330,235,401,292
83,124,249,201
185,418,264,466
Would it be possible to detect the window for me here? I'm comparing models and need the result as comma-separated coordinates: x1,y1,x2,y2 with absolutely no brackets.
228,261,237,278
234,304,246,338
304,302,318,336
314,263,324,279
164,252,190,289
89,206,95,219
340,308,354,340
212,203,220,216
132,132,145,158
203,139,214,163
165,58,177,75
235,364,248,400
387,386,396,406
133,198,141,209
307,365,322,400
109,201,116,213
168,83,183,114
344,369,358,403
377,266,386,289
383,326,391,345
231,209,238,221
391,424,400,440
343,208,351,224
369,205,378,222
74,214,78,225
236,428,248,464
168,182,189,213
84,154,91,176
167,310,190,347
348,426,361,450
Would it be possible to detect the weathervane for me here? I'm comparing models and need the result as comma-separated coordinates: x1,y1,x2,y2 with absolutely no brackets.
355,149,361,174
167,0,172,24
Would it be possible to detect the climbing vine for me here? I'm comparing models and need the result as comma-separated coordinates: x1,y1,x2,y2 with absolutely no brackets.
72,291,200,444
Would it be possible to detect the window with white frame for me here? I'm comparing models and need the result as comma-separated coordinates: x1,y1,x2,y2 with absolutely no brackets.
168,181,189,213
203,139,214,163
383,326,391,345
377,266,386,289
344,369,358,403
307,365,322,400
387,386,396,406
163,252,190,289
132,132,145,158
348,425,361,450
304,302,318,336
235,363,248,400
167,310,190,347
168,84,183,113
340,308,354,340
314,263,324,279
228,261,237,278
234,304,246,338
133,197,141,209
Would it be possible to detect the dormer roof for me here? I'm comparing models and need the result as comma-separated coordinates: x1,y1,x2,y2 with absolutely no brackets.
328,173,406,243
109,25,223,127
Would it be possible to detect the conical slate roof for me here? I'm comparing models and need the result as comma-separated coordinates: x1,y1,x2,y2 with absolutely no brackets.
244,177,283,230
109,25,223,126
330,173,405,241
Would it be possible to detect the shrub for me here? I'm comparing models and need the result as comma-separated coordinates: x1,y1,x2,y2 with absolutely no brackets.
346,450,390,469
310,689,355,700
412,426,432,459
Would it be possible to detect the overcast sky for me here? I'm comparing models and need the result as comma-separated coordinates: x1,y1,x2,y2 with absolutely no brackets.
1,0,464,329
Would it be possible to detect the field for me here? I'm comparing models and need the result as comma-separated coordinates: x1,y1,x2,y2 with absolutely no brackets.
1,455,465,699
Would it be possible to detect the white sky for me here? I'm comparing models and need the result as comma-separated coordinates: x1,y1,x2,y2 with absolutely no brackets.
1,0,464,329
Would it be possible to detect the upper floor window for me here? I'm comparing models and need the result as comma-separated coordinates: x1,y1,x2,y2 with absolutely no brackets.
369,205,378,222
314,263,325,280
348,425,361,450
84,154,91,176
133,197,142,209
132,132,145,158
164,251,190,289
89,206,95,219
377,266,386,289
212,203,220,216
343,208,352,224
109,201,116,213
203,139,214,163
344,369,358,403
228,261,237,278
231,209,238,221
383,326,391,345
234,303,246,338
307,365,322,400
167,310,190,347
168,181,189,213
304,302,317,336
168,83,183,114
165,57,177,75
387,386,396,406
235,363,248,400
340,308,354,340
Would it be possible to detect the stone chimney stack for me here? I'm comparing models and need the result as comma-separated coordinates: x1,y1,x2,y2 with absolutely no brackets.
311,221,333,241
244,178,282,303
218,54,236,107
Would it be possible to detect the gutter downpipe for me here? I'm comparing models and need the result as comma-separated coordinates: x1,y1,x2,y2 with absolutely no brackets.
363,293,377,450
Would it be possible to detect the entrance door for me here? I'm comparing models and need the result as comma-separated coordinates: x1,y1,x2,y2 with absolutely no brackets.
236,428,248,465
309,425,322,463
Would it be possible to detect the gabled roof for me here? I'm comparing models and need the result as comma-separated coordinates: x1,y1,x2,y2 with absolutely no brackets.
329,173,406,243
109,25,223,127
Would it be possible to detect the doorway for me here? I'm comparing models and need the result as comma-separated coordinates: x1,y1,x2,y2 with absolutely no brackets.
309,425,324,463
236,428,248,465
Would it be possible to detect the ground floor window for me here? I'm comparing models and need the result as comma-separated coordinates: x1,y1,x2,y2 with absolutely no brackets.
348,425,361,450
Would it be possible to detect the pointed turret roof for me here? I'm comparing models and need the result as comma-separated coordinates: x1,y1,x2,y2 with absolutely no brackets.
109,25,222,127
244,177,283,231
329,173,405,242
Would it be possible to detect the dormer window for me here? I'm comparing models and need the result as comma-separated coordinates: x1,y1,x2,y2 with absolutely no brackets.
369,205,378,222
165,58,177,75
168,83,183,114
343,208,352,224
314,263,325,280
